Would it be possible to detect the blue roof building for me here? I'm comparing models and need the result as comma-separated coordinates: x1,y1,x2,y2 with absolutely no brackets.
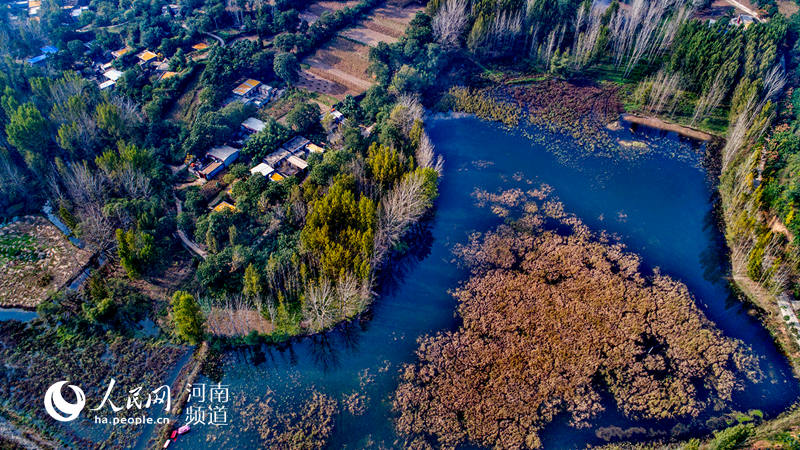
27,54,47,64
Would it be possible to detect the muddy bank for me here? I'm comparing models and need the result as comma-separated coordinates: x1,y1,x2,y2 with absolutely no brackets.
621,114,714,142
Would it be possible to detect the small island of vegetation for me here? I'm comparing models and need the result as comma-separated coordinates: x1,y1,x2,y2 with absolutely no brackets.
394,189,760,448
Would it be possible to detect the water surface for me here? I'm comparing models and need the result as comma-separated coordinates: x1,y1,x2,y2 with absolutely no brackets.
173,115,799,448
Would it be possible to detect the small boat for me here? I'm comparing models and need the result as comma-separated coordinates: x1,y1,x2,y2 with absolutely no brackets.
170,430,177,439
177,425,191,435
163,439,170,448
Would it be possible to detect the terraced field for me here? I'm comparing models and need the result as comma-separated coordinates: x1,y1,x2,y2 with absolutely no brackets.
298,1,423,99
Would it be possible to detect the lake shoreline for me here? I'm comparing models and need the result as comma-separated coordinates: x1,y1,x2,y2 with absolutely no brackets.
620,113,716,142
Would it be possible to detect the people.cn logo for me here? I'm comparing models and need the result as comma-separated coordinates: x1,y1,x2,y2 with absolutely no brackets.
44,381,86,422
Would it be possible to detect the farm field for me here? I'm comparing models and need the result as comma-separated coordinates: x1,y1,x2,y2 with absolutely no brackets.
0,217,92,308
300,37,374,98
298,1,422,98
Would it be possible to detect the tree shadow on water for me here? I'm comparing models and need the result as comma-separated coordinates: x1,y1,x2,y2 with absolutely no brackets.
373,219,436,298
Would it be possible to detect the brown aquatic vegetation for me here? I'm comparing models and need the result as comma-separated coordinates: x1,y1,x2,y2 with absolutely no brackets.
238,388,338,449
394,190,760,449
449,80,627,159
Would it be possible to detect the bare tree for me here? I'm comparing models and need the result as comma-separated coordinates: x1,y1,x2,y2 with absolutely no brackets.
0,157,27,202
722,66,785,172
571,5,604,70
609,0,689,77
118,167,153,199
390,95,424,136
372,169,437,271
636,70,683,115
540,24,565,66
48,73,89,111
61,161,109,209
486,10,523,51
79,206,116,252
335,273,371,319
433,0,469,48
110,95,144,127
416,132,435,170
762,65,787,102
303,279,336,332
691,69,727,125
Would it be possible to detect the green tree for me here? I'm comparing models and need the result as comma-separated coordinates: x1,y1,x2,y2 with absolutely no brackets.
367,142,404,190
301,175,376,280
171,290,205,344
273,52,299,86
116,228,157,279
286,102,320,134
6,103,49,172
243,263,262,298
96,102,123,139
241,118,290,160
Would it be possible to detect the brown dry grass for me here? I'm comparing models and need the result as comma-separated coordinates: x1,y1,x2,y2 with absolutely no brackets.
778,0,799,17
124,250,195,302
206,308,274,336
307,37,371,74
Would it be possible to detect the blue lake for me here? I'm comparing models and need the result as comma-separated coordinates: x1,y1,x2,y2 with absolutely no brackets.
173,115,799,448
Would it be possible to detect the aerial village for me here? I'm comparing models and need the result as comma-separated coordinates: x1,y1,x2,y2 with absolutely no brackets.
4,0,424,264
7,0,800,446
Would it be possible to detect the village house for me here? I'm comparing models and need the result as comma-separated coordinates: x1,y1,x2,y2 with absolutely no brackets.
195,145,240,180
306,143,325,154
27,54,47,65
321,109,344,123
111,47,131,58
232,79,274,106
241,117,265,134
28,0,40,17
261,136,317,179
249,163,275,178
732,14,756,28
212,201,236,213
69,5,88,19
159,71,179,81
137,50,160,69
103,68,123,82
26,46,56,65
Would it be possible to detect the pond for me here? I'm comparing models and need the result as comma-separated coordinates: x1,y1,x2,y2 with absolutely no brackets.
172,115,799,448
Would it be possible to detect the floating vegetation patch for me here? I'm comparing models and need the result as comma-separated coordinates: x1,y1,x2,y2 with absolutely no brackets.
393,187,760,449
446,81,704,172
446,86,520,128
233,388,339,448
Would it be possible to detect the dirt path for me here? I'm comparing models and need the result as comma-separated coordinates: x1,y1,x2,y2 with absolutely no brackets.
174,196,207,259
724,0,762,19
